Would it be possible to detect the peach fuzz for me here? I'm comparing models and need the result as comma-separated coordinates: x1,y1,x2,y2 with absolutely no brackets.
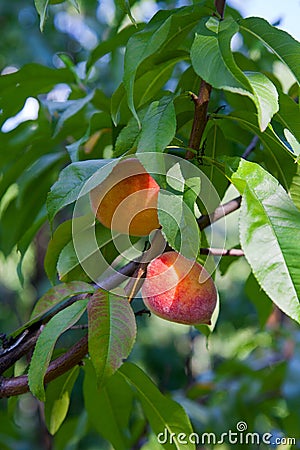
141,251,217,325
89,158,160,236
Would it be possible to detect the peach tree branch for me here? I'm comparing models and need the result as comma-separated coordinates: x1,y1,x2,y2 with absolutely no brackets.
185,0,226,159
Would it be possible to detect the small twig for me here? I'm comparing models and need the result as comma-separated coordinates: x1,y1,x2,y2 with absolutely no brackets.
186,0,226,161
0,327,43,375
197,196,242,230
134,309,151,317
242,135,259,159
186,81,212,159
200,248,244,257
214,0,226,18
70,324,88,330
125,229,166,302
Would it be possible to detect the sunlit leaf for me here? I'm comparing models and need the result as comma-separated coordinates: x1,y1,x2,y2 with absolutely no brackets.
34,0,49,31
28,300,88,401
47,159,117,222
158,190,200,261
229,159,300,323
239,17,300,84
137,96,176,153
191,16,278,131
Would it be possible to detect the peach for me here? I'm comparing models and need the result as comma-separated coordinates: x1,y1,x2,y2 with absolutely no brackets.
141,251,217,325
89,158,160,236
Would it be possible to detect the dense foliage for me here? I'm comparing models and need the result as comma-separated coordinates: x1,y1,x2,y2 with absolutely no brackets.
0,0,300,449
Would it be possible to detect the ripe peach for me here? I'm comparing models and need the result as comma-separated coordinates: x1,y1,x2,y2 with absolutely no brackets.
89,158,160,236
141,251,217,325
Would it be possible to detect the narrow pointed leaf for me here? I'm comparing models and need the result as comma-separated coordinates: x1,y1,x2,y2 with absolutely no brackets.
28,300,88,401
45,366,80,435
119,362,195,450
87,290,136,387
239,17,300,84
34,0,49,31
31,281,94,319
191,16,278,130
275,92,300,145
229,159,300,323
244,71,278,131
158,190,201,261
191,16,251,93
10,282,94,340
53,91,95,137
44,220,73,284
137,96,176,153
83,361,133,450
47,159,117,222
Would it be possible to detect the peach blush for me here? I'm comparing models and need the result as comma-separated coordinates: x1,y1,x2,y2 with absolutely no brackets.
141,251,217,325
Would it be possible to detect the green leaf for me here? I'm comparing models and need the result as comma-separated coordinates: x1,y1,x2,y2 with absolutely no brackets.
44,216,113,284
17,208,48,284
31,281,94,320
88,24,144,70
123,2,212,122
87,289,136,387
290,168,300,211
191,17,251,93
244,71,278,132
47,159,117,222
56,217,120,283
119,362,195,450
54,91,95,137
158,190,200,261
114,110,146,157
230,159,300,323
191,16,278,131
115,0,136,25
111,51,185,127
44,220,73,284
284,129,300,157
68,0,80,12
57,241,91,283
275,92,300,143
137,96,176,153
34,0,49,31
83,361,133,450
0,154,62,256
136,52,187,109
28,300,88,401
199,122,231,200
239,17,300,84
45,366,80,435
